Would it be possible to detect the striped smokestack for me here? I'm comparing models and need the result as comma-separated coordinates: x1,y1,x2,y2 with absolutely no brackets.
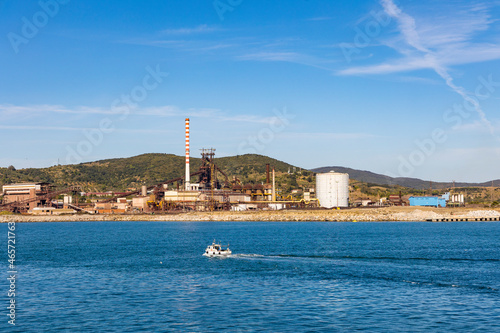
185,118,190,190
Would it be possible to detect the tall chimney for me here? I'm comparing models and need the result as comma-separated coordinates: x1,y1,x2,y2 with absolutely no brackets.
266,163,270,184
272,167,276,202
185,118,190,190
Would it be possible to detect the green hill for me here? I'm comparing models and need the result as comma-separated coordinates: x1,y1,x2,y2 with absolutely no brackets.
2,154,496,199
0,153,300,192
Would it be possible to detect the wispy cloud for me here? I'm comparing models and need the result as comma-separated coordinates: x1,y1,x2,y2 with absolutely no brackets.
122,28,336,71
161,24,221,35
339,43,500,75
0,104,116,115
0,125,84,131
396,75,440,85
0,104,282,126
0,104,218,117
0,124,172,134
340,0,498,135
281,132,379,140
237,51,337,71
452,120,500,133
381,0,429,52
118,37,237,55
306,17,333,21
237,52,305,62
218,114,281,124
339,1,500,75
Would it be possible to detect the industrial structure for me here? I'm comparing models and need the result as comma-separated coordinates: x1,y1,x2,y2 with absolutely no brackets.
1,116,477,215
88,119,314,213
409,193,450,208
409,191,467,208
316,171,349,208
387,192,407,206
448,193,465,206
185,118,191,191
0,119,326,214
0,182,80,213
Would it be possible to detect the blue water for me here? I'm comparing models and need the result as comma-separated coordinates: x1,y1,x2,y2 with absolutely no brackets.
1,221,499,332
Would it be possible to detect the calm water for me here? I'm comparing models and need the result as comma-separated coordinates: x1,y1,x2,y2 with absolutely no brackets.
1,221,499,332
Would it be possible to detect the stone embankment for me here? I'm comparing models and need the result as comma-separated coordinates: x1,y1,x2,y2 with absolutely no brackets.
1,207,500,223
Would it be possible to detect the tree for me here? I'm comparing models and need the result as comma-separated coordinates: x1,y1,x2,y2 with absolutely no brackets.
7,165,15,171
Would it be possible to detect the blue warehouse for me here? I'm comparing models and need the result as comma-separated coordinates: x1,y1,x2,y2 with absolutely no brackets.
409,193,449,208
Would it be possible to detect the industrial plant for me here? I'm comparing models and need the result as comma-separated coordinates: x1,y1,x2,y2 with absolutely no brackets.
0,119,479,215
0,119,323,215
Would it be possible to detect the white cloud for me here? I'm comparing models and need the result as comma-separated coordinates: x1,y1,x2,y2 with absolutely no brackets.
340,2,500,75
218,114,281,124
380,0,429,52
0,125,84,131
0,104,115,115
0,104,216,117
0,124,172,134
452,120,500,133
306,17,333,21
340,0,498,136
238,52,304,62
281,132,379,140
237,51,336,71
161,24,220,35
338,56,432,75
339,0,500,75
0,103,282,127
338,43,500,75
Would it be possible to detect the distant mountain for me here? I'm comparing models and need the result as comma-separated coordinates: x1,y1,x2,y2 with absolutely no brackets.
311,166,499,189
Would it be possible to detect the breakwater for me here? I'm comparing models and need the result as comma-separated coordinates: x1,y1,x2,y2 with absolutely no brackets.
1,207,499,223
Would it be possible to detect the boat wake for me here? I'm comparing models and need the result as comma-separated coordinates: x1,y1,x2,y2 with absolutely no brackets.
230,253,264,259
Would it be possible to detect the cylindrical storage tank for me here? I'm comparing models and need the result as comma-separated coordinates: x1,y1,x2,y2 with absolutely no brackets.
316,171,349,208
243,184,253,195
253,184,264,194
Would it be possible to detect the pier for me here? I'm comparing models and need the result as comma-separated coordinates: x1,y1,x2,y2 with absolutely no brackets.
427,217,500,222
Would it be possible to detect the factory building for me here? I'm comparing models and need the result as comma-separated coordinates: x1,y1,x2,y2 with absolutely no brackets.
1,119,319,214
448,193,465,206
316,171,349,208
2,182,52,211
409,193,449,208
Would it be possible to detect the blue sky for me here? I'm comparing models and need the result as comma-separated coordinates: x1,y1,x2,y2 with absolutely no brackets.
1,0,500,182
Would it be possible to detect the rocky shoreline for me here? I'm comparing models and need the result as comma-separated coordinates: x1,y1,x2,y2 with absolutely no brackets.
1,207,500,223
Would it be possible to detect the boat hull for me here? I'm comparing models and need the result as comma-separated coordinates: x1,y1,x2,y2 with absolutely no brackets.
203,241,232,257
203,250,232,257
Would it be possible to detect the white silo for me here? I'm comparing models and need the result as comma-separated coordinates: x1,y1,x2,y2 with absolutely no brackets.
316,171,349,208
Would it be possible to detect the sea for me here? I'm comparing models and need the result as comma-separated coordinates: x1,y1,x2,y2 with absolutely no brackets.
1,221,499,332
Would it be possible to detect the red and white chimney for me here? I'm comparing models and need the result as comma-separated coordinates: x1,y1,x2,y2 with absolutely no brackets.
185,118,190,190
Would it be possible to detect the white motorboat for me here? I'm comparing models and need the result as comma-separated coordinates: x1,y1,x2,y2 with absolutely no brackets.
203,241,232,257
